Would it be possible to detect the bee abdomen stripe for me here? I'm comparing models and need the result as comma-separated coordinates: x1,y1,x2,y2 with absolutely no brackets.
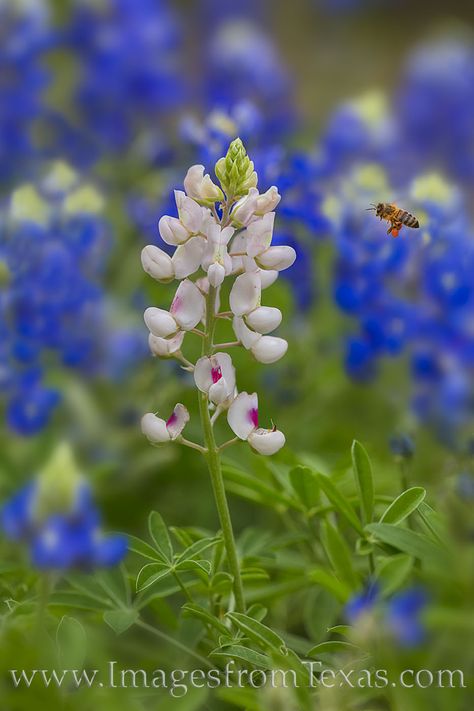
401,212,418,227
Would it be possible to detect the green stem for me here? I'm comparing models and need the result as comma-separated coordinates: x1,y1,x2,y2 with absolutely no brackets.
198,284,245,613
35,573,52,641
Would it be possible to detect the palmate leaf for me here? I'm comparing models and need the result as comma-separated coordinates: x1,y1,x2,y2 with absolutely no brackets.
103,608,138,635
351,440,374,525
176,536,220,563
210,644,271,669
136,563,171,592
380,487,426,525
127,534,162,561
227,612,287,653
148,511,173,563
182,603,230,637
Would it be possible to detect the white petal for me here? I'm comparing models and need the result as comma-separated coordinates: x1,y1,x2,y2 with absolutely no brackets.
174,190,205,233
166,403,190,439
246,306,282,334
233,316,262,349
209,378,231,405
184,165,223,202
172,236,206,279
255,186,281,216
148,331,184,357
141,245,174,282
144,307,178,338
170,279,205,331
159,215,189,245
256,245,296,271
260,269,279,288
231,187,259,226
251,336,288,363
229,271,261,317
227,392,259,440
141,413,170,443
208,262,226,287
246,213,275,258
248,428,285,455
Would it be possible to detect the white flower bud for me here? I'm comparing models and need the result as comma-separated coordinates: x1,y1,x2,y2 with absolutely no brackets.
148,331,184,357
184,165,224,203
175,190,207,233
208,262,226,287
141,245,175,282
255,186,281,215
251,336,288,363
170,279,205,331
144,307,177,338
256,245,296,271
231,187,259,226
260,269,279,288
229,271,261,317
141,413,170,443
248,428,285,455
245,306,282,334
159,215,189,246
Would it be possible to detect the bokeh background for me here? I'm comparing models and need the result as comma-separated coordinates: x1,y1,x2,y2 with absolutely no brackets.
1,0,474,709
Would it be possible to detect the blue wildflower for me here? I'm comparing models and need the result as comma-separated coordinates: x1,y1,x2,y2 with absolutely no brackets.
387,588,427,647
1,444,127,571
345,581,379,623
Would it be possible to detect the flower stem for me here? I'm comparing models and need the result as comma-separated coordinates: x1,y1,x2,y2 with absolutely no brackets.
198,284,245,613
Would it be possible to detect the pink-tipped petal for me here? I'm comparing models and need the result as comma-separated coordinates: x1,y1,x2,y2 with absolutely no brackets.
166,403,190,439
227,392,259,440
194,353,235,404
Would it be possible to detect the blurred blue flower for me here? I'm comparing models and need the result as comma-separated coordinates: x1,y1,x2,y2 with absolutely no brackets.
1,444,127,570
0,0,53,182
346,583,427,647
67,0,184,155
0,162,142,435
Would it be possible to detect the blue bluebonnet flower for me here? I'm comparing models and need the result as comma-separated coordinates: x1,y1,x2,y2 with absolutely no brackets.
346,583,427,647
0,162,111,435
389,433,415,460
397,39,474,185
67,0,184,155
1,444,127,570
0,0,53,183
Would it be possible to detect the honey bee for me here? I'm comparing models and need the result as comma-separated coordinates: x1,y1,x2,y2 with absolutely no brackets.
367,203,420,237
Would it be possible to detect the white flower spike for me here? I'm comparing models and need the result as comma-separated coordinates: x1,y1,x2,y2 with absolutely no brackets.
227,392,285,455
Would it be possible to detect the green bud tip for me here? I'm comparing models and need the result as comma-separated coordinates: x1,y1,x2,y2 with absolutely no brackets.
215,137,258,199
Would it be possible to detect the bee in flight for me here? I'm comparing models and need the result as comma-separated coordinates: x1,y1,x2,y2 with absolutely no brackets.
367,202,420,237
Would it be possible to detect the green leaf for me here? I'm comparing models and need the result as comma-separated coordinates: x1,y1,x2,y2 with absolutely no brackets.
56,616,87,668
49,592,105,611
148,511,173,562
317,474,363,534
210,644,271,669
289,466,319,509
227,612,286,653
240,567,270,582
304,588,340,642
366,523,440,561
176,536,220,563
308,568,351,602
321,519,359,589
136,563,171,592
182,603,229,637
103,609,138,635
308,640,358,656
175,559,211,576
127,534,161,561
376,554,413,596
380,487,426,525
327,624,353,637
222,464,297,509
351,440,374,524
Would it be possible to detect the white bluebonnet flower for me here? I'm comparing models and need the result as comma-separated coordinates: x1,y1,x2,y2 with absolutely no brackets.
141,139,291,456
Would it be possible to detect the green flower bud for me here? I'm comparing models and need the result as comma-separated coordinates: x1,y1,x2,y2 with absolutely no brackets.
215,138,258,199
34,443,83,522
